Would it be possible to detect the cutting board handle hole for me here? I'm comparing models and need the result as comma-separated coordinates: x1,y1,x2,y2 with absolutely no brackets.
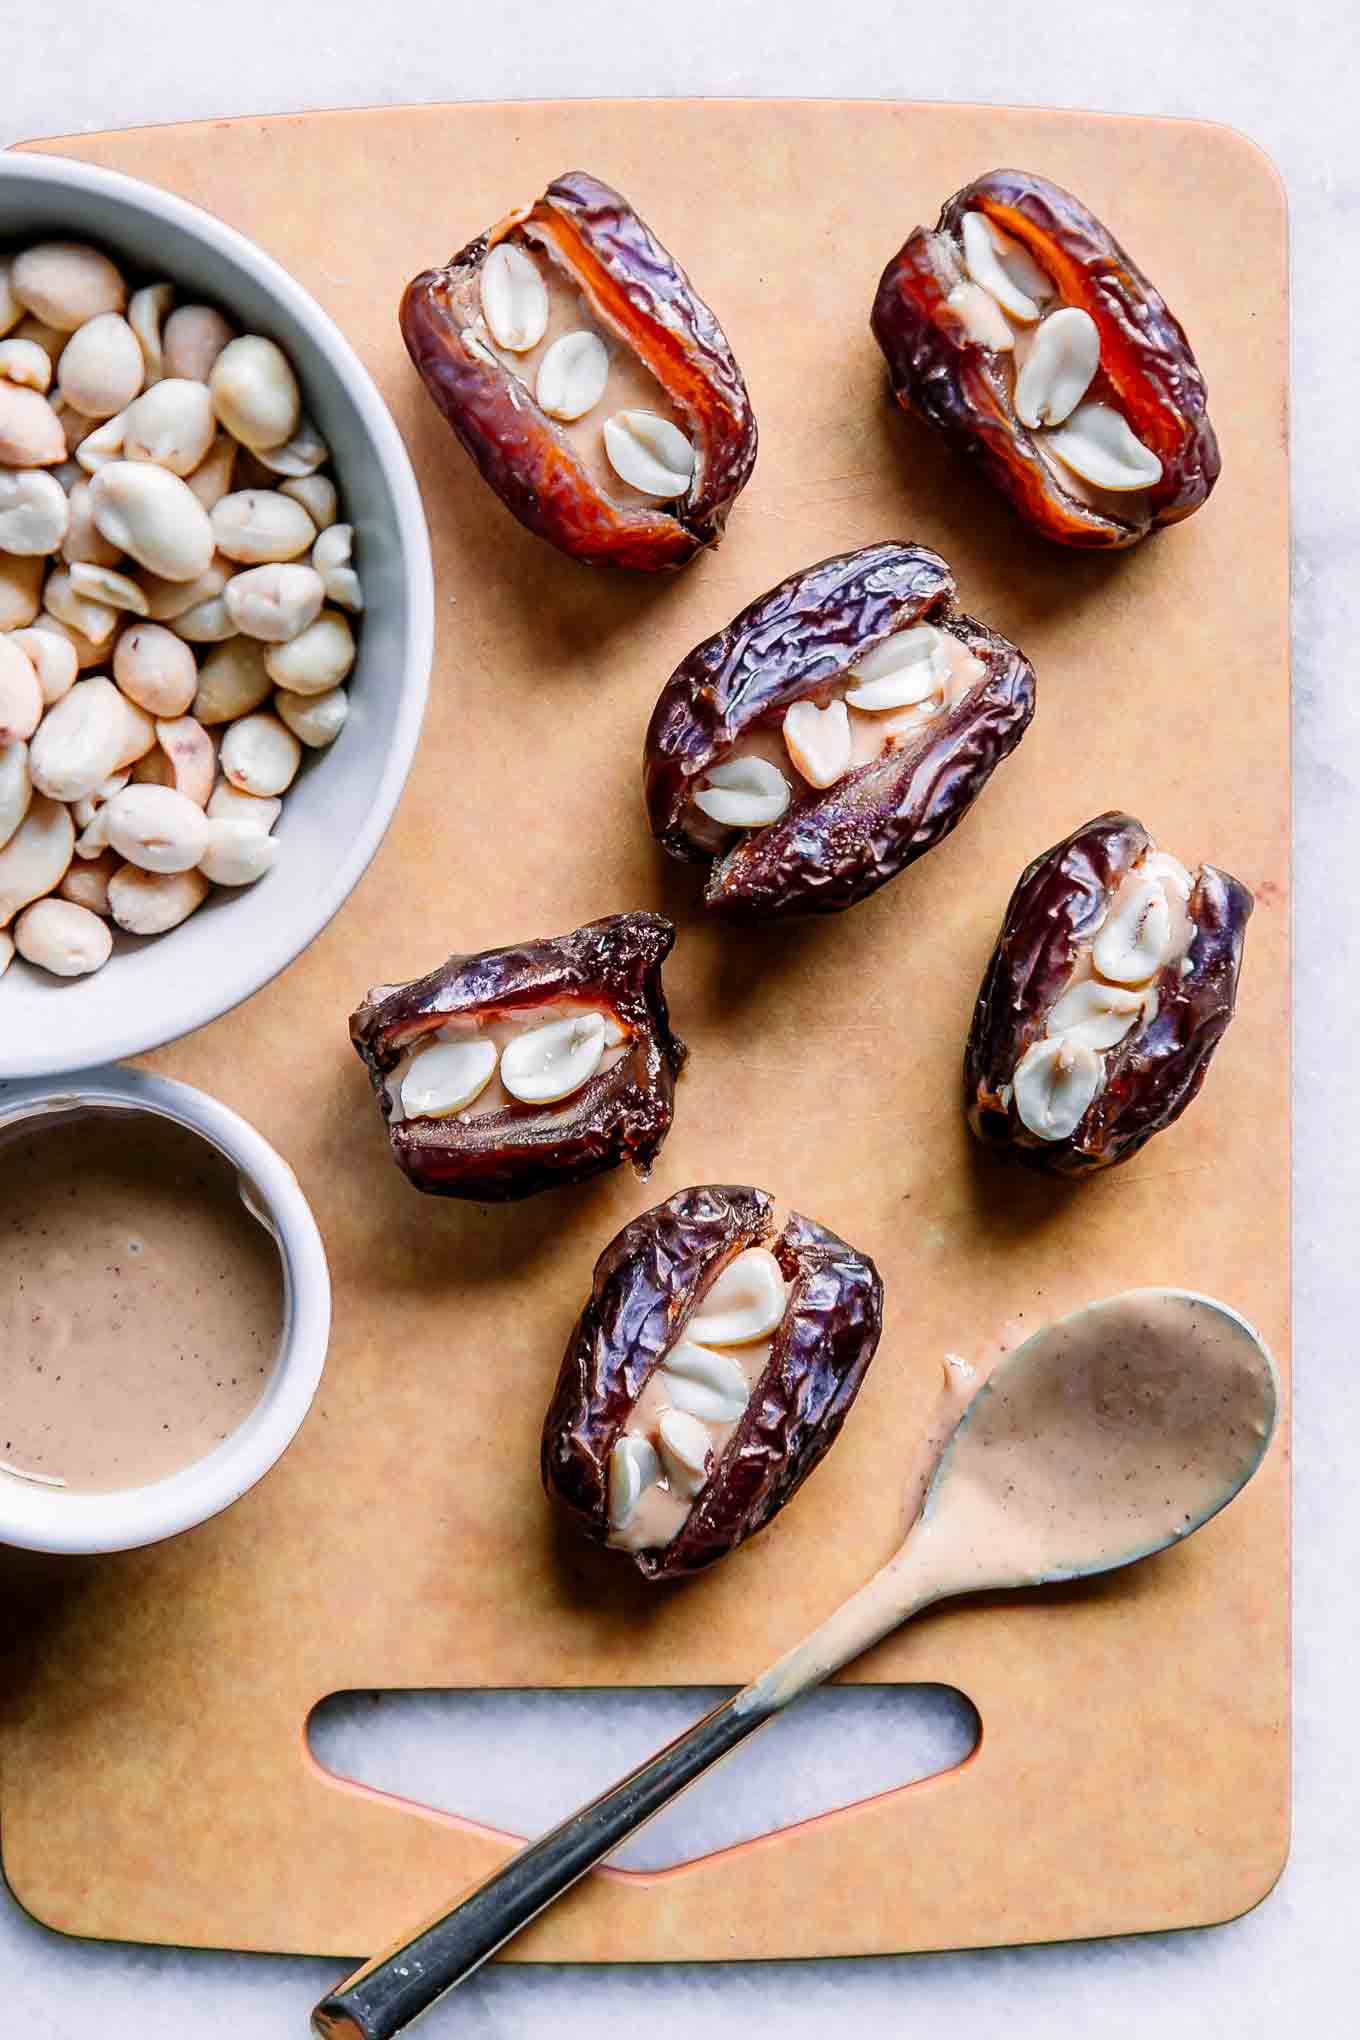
307,1683,981,1871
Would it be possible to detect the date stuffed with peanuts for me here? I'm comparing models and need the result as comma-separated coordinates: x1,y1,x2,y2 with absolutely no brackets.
349,912,687,1201
400,171,757,570
542,1184,883,1579
644,541,1035,916
870,169,1220,548
965,811,1252,1174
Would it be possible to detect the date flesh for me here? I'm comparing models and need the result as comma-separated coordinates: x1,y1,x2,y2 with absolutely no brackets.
541,1183,884,1579
871,169,1220,548
349,912,687,1201
399,170,758,570
644,542,1036,916
965,811,1252,1173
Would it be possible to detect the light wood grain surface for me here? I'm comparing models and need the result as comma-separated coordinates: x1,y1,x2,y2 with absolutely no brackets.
1,98,1288,1962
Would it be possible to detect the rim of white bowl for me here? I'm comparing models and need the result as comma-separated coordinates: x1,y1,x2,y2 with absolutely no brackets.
0,1064,331,1554
0,151,435,1078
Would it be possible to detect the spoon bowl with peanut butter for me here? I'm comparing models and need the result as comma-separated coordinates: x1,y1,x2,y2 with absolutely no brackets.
314,1287,1279,2040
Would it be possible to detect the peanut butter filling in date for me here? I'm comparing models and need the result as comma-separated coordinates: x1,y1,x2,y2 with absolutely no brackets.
685,623,985,851
471,235,696,511
386,1002,632,1125
1009,844,1196,1141
606,1245,790,1554
942,210,1160,518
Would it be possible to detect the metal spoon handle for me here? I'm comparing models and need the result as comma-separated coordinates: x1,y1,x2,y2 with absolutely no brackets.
310,1682,777,2039
311,1560,923,2039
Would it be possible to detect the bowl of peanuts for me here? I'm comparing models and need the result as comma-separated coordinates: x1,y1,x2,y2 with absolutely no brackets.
0,151,434,1078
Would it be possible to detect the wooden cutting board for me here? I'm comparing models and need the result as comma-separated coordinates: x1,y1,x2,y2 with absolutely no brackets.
0,101,1289,1962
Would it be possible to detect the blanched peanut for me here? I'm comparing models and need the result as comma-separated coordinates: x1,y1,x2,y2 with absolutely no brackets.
311,523,362,612
113,622,198,716
11,317,65,367
89,461,215,581
134,556,228,621
0,637,43,742
59,846,120,916
0,929,10,974
153,715,215,806
191,637,272,723
171,594,237,643
0,553,44,631
223,562,323,642
128,282,175,385
29,676,155,802
184,432,237,510
209,335,300,451
0,738,32,850
68,562,150,615
0,467,68,554
197,816,279,886
250,415,327,478
72,408,126,471
9,625,78,705
162,304,234,383
0,793,74,927
206,778,280,831
281,472,336,529
219,712,301,796
108,862,209,935
11,243,127,333
263,607,355,694
274,684,347,748
43,565,117,645
14,896,112,976
104,783,210,873
53,400,95,459
212,488,315,564
121,378,215,475
0,382,66,466
130,746,174,790
0,337,54,392
56,313,144,419
61,478,122,566
73,769,130,823
31,609,106,670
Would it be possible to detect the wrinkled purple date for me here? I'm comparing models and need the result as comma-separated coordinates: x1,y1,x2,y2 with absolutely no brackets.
965,811,1252,1174
400,170,757,571
871,168,1220,549
643,542,1036,917
541,1183,884,1579
349,912,687,1202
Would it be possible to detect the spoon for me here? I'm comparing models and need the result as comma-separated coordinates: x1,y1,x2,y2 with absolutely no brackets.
312,1287,1278,2040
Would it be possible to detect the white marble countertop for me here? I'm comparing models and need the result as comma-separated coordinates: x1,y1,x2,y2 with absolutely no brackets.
5,1,1355,2033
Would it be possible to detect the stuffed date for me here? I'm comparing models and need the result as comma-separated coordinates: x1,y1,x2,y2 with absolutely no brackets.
542,1183,883,1579
870,168,1220,548
643,541,1035,916
349,912,687,1202
965,812,1252,1174
399,170,757,570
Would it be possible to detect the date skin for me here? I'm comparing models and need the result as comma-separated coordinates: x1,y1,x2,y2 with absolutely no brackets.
400,170,757,570
644,542,1036,916
349,912,687,1202
871,169,1220,548
965,812,1253,1174
542,1184,884,1579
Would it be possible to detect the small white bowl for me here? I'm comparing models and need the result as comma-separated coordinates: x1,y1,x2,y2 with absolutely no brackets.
0,1064,330,1554
0,151,434,1078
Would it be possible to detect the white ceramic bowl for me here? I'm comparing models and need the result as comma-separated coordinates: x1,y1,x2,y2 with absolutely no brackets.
0,1063,330,1553
0,152,434,1078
